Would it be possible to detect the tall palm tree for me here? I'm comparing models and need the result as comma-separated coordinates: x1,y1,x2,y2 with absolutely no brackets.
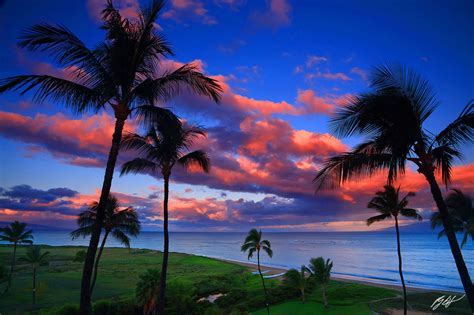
432,189,473,248
367,185,422,315
313,64,474,310
0,221,34,292
283,265,309,303
0,1,221,311
71,194,140,294
120,120,210,315
19,246,49,307
307,257,333,308
241,229,273,315
136,269,161,315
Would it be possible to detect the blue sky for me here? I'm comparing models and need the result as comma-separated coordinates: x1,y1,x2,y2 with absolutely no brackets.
0,0,473,231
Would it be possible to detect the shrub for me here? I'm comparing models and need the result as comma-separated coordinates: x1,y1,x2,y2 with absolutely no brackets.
73,250,86,263
53,303,79,315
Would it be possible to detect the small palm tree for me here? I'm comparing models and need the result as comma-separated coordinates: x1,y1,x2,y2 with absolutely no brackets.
241,229,273,315
71,194,140,294
307,257,332,308
367,185,422,315
283,265,309,303
0,1,221,311
19,246,49,306
0,221,34,292
121,120,209,314
432,189,473,248
313,64,474,310
136,269,161,315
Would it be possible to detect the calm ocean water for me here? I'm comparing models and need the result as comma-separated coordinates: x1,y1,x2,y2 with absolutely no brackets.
27,231,473,292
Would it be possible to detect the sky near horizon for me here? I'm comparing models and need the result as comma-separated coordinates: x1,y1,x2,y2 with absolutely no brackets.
0,0,473,232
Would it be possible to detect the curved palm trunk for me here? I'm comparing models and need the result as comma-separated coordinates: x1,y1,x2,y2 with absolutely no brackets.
80,118,126,314
5,242,17,293
257,249,270,315
423,171,474,311
157,174,170,315
90,231,109,294
32,266,36,306
394,216,407,315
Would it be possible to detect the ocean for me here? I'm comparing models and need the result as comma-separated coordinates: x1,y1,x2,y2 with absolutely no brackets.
26,230,473,292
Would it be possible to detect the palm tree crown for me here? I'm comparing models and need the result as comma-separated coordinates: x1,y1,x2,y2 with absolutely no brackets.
240,228,273,260
71,194,140,248
367,185,422,225
432,189,473,247
120,122,210,178
20,246,50,267
283,265,309,303
307,257,332,286
136,269,161,315
314,65,473,190
0,0,221,119
0,221,34,245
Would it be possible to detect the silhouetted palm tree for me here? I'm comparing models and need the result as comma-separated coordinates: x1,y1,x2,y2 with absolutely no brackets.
241,229,273,315
0,221,33,292
313,64,474,310
71,194,140,294
121,120,209,314
0,1,221,311
432,189,473,248
367,185,422,315
136,269,161,315
307,257,332,308
19,246,49,307
283,265,309,303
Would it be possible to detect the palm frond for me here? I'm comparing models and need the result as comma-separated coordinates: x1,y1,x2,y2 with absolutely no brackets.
400,208,423,221
435,100,474,147
0,75,101,114
431,145,462,186
120,158,158,176
367,214,391,225
177,150,210,173
132,64,222,103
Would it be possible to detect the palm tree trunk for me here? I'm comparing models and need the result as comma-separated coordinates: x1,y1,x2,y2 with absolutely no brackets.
80,117,126,315
322,285,328,308
301,288,305,303
158,174,170,315
395,216,407,315
32,266,36,306
423,170,474,311
90,231,109,294
5,242,17,293
257,249,270,315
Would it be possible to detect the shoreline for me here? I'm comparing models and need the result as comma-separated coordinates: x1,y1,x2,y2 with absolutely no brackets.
214,256,462,294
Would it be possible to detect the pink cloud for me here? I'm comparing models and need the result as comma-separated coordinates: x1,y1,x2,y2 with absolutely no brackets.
306,70,352,81
350,67,368,81
251,0,292,30
163,0,217,25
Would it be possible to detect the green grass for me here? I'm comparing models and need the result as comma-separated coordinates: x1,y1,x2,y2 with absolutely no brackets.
251,301,372,315
1,245,471,314
0,245,246,314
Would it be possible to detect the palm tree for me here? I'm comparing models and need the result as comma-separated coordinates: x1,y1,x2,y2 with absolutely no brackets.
0,221,34,292
313,64,474,310
19,246,49,307
283,265,309,303
136,269,161,315
120,121,210,315
432,189,473,248
241,229,273,315
367,185,422,315
307,257,333,308
0,1,221,311
71,194,140,295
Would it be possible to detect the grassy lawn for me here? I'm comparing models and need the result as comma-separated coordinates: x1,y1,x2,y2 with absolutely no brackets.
251,301,372,315
1,245,471,314
0,245,246,314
